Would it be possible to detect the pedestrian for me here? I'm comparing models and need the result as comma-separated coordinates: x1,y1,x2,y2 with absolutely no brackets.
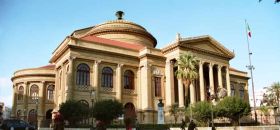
180,119,186,130
188,120,196,130
53,112,64,130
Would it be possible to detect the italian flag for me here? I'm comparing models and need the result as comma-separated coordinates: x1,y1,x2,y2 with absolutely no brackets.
247,23,252,38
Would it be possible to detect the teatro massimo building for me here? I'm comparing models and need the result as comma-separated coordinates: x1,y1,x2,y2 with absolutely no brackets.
11,12,249,126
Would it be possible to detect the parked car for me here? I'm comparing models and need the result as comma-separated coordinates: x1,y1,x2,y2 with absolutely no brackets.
0,119,35,130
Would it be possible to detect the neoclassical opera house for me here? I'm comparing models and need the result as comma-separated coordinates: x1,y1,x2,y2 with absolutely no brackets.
11,12,249,126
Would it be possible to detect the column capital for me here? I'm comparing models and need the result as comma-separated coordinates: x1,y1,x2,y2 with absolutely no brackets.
24,81,29,85
166,60,174,65
217,64,222,69
117,63,124,68
208,62,213,67
68,56,76,61
199,60,205,65
143,63,152,69
95,60,102,65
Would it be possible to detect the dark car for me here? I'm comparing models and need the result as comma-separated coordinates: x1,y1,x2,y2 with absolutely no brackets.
0,119,35,130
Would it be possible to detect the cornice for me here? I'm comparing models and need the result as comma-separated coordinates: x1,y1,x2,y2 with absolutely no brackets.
139,53,166,61
179,44,232,60
49,38,71,63
89,28,157,47
11,74,55,81
75,37,141,52
69,44,139,61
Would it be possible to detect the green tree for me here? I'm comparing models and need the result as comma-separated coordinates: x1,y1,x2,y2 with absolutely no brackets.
59,100,90,126
216,96,250,125
175,52,199,104
263,82,280,107
185,101,214,126
92,100,123,130
169,103,180,124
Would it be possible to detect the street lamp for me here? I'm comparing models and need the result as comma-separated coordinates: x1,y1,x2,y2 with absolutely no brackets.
23,109,26,121
32,93,39,129
209,94,216,130
90,89,96,129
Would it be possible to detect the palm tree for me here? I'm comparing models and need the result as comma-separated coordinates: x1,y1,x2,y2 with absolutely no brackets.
175,52,199,104
169,103,179,124
264,82,280,108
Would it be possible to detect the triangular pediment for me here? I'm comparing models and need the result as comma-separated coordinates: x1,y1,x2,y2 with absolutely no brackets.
191,42,224,54
179,35,235,59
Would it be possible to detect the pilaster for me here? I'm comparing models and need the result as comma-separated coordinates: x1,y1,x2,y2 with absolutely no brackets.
116,64,123,101
12,84,17,117
141,63,152,110
165,60,174,107
65,56,75,100
38,81,45,117
93,60,101,100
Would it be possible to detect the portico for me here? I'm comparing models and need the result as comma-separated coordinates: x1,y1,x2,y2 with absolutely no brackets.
163,35,234,108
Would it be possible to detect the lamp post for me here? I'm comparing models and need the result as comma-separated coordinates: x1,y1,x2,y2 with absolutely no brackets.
23,109,26,121
90,89,95,129
32,94,39,129
209,94,216,130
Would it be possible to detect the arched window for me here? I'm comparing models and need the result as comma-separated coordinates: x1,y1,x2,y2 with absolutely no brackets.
239,85,244,99
230,84,235,96
17,110,21,118
18,86,24,101
124,70,134,89
47,85,54,101
78,100,89,108
101,67,113,88
28,109,36,125
30,85,39,102
76,63,90,86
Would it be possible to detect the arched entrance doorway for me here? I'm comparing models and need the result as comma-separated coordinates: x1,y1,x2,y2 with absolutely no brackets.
124,102,136,130
45,109,53,127
28,109,36,126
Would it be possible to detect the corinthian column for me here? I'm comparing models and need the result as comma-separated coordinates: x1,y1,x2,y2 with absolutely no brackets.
199,61,205,101
38,81,45,117
165,60,174,107
190,83,195,104
208,63,214,95
94,60,101,100
218,65,223,89
178,79,184,108
66,56,74,100
24,82,29,112
226,66,231,96
116,64,123,101
12,84,17,117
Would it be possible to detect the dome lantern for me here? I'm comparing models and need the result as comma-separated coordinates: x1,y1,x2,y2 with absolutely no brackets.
115,11,124,20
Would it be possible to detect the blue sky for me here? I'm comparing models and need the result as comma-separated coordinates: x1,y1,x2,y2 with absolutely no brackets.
0,0,279,107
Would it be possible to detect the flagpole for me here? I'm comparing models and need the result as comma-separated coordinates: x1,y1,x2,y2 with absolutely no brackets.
245,20,257,124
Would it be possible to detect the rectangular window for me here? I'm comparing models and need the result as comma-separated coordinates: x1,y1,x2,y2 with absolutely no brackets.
239,85,244,99
155,77,161,97
230,84,235,96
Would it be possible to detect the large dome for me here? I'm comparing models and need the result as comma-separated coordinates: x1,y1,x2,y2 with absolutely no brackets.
75,11,157,48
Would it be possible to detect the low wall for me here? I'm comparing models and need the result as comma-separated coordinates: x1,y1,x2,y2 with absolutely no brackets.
39,125,279,130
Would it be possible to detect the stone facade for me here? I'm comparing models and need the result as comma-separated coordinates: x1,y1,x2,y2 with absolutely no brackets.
11,12,249,126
